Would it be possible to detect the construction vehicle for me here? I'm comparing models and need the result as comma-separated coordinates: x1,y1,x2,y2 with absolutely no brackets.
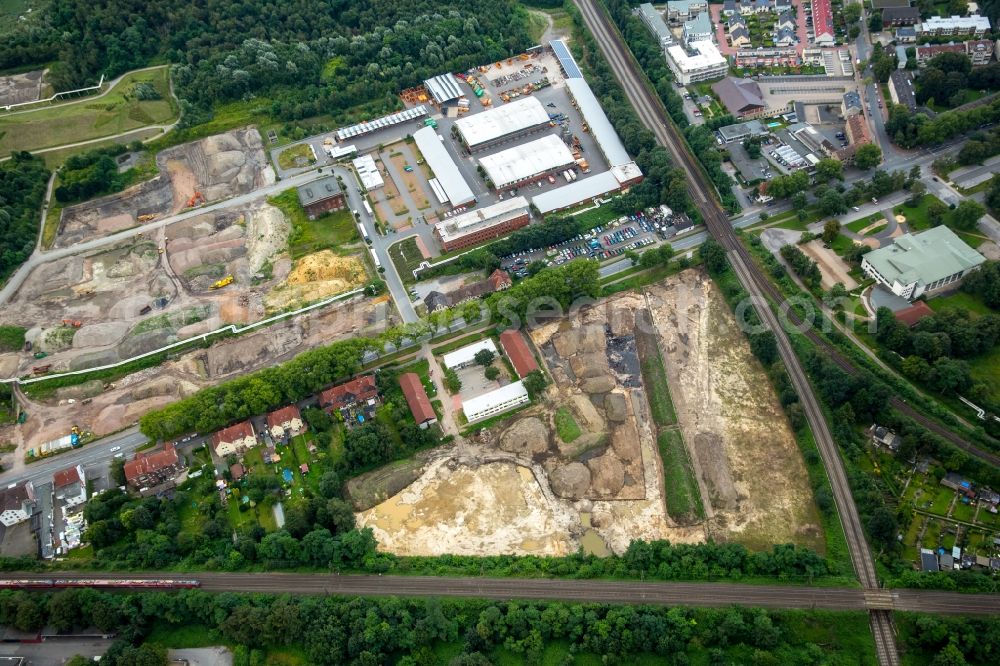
137,213,158,222
210,275,234,290
495,61,502,69
33,365,51,375
323,138,333,145
33,351,47,359
61,319,82,328
582,122,590,133
186,191,206,208
519,54,529,61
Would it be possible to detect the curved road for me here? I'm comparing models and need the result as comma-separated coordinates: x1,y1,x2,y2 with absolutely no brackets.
5,572,1000,616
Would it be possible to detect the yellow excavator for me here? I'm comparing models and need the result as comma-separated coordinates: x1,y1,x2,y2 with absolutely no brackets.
210,275,234,289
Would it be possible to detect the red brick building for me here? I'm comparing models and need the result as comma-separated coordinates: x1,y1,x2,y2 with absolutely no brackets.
297,176,346,220
123,442,185,491
433,197,531,252
319,375,379,413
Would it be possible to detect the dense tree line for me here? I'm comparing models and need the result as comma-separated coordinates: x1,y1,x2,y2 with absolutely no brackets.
957,125,1000,166
0,153,50,283
916,54,1000,110
886,97,1000,148
780,245,822,290
0,589,887,666
963,260,1000,309
54,143,148,204
0,1,533,124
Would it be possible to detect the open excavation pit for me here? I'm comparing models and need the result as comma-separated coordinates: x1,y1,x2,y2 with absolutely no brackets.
356,291,708,557
645,270,824,551
12,293,385,454
55,128,274,248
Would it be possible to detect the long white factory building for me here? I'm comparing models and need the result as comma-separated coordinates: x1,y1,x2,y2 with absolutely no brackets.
413,126,476,207
479,134,576,190
454,97,551,151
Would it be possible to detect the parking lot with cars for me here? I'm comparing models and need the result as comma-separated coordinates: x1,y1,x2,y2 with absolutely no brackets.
500,207,686,276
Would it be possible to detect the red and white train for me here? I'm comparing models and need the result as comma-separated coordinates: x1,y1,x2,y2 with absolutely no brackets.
0,579,200,590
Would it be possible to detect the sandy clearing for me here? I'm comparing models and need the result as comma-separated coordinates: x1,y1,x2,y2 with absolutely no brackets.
800,240,859,290
646,270,823,552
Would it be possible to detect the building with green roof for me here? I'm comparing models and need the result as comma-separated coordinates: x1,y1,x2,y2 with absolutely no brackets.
861,226,986,301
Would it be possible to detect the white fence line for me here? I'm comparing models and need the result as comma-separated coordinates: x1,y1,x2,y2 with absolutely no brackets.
1,75,106,112
6,287,365,386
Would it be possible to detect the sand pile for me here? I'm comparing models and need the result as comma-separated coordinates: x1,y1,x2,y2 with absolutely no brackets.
265,251,366,311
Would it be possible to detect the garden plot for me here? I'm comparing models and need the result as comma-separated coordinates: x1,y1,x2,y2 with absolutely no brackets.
55,128,275,248
644,270,823,552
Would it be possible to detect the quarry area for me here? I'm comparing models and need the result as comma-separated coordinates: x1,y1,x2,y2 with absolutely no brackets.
356,270,822,557
55,129,274,248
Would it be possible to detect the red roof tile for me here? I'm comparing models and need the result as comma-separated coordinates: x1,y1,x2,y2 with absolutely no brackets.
53,466,81,488
211,421,255,446
399,373,436,424
894,301,934,327
499,329,539,378
319,375,378,411
123,442,180,483
266,404,302,429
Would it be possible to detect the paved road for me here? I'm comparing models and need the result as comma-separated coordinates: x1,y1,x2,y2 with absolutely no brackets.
0,427,147,488
7,572,1000,616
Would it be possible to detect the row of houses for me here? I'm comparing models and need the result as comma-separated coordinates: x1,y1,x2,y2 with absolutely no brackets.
727,9,797,49
883,9,991,37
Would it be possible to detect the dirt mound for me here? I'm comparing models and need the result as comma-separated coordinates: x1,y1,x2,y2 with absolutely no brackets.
587,454,625,497
158,128,273,206
570,394,604,433
499,417,550,456
119,329,174,359
570,352,609,379
54,380,105,401
55,176,173,249
265,252,366,311
604,393,627,422
550,462,591,499
70,349,119,370
552,324,604,357
72,321,130,349
245,203,289,272
581,376,615,394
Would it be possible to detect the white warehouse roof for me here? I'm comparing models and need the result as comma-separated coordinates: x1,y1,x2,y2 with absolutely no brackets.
424,74,463,104
352,154,384,191
435,197,530,246
413,126,476,206
564,77,631,167
442,339,498,369
463,381,530,423
336,105,426,141
454,97,550,149
531,171,621,215
479,135,576,189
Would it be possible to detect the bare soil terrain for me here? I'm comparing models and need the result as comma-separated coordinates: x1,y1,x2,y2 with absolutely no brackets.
645,270,823,552
56,128,274,248
0,70,45,107
800,240,859,291
5,294,384,453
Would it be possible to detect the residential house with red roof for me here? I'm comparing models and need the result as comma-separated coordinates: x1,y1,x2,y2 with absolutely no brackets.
499,329,539,378
53,465,87,509
399,373,438,429
123,442,186,492
211,421,257,457
267,404,306,440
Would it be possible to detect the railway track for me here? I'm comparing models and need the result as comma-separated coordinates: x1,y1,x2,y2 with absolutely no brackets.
571,0,900,662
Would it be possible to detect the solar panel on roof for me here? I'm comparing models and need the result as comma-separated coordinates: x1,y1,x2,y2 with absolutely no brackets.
551,40,583,79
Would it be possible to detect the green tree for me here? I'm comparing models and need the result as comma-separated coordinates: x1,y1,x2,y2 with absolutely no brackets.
869,12,883,31
474,349,495,366
854,144,883,170
820,190,847,216
484,366,500,381
928,199,949,226
821,219,841,244
699,239,728,275
814,158,843,182
843,3,862,23
522,370,547,399
949,200,985,230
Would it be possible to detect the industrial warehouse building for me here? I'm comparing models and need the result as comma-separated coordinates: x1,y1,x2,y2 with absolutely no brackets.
296,176,345,219
479,134,576,190
423,74,463,105
413,126,476,207
454,97,551,152
335,105,427,142
861,227,986,301
434,197,530,251
352,154,384,191
442,339,499,370
462,381,530,423
531,163,643,215
564,78,631,169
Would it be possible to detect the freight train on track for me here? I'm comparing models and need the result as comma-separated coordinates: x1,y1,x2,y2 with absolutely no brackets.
0,579,200,589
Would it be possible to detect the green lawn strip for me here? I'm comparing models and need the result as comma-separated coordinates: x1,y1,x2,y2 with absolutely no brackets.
431,329,494,356
926,290,994,316
0,67,177,154
638,352,677,427
554,406,581,443
656,429,704,522
828,233,855,256
268,188,358,259
892,193,946,231
862,222,888,237
388,236,425,281
845,214,883,234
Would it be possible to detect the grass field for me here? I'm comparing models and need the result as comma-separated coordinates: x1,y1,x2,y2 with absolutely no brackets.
0,67,177,154
893,194,945,232
0,325,25,352
554,406,581,443
0,0,43,30
927,290,994,316
268,188,357,259
276,142,316,170
656,429,705,523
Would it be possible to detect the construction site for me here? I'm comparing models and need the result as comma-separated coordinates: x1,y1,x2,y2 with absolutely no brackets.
356,271,822,557
55,129,274,248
